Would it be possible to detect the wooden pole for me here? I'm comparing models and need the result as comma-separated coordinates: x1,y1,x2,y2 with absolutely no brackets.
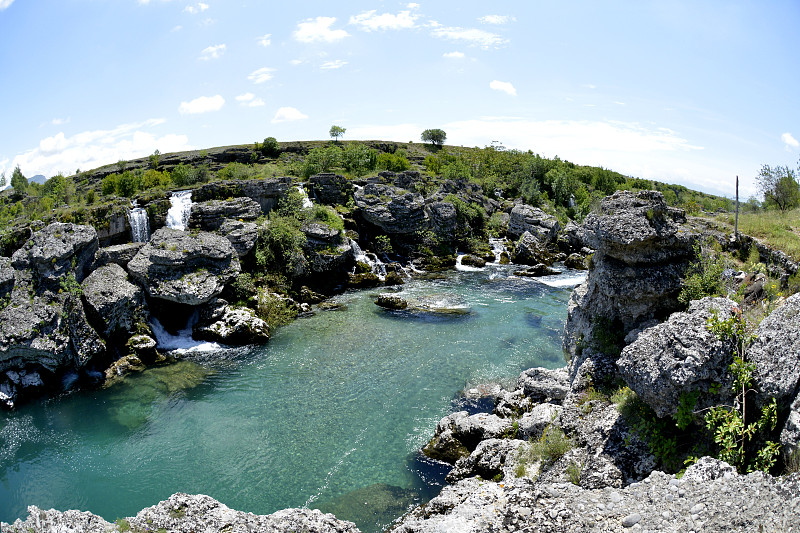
735,175,739,239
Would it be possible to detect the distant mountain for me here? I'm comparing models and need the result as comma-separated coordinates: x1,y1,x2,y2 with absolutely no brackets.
28,174,47,185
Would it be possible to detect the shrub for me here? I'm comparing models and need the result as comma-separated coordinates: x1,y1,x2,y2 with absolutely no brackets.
256,289,298,329
515,424,573,478
261,136,280,157
309,204,344,232
255,214,307,277
376,151,410,172
678,242,727,305
217,162,257,181
342,143,377,176
302,146,342,178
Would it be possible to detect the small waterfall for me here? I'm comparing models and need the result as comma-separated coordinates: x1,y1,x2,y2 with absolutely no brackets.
297,185,313,209
167,190,193,230
455,253,484,272
128,205,150,242
351,241,387,278
489,238,508,263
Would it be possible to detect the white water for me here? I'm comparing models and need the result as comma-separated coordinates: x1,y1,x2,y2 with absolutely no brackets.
149,316,224,354
166,190,193,230
489,238,508,263
127,206,150,242
537,272,587,288
351,241,387,279
297,185,314,209
455,254,484,272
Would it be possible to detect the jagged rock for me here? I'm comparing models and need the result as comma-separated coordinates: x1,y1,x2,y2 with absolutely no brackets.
11,222,98,286
218,219,258,258
507,204,561,242
104,353,146,382
558,220,591,254
513,263,560,277
306,242,355,277
81,263,147,340
682,456,737,482
127,227,240,305
459,255,486,268
384,271,405,286
354,183,427,234
617,297,738,418
309,172,353,205
446,438,525,483
194,304,270,345
425,201,458,241
512,231,553,266
93,243,144,269
517,403,562,440
563,252,587,270
424,411,513,465
749,292,800,409
0,257,13,299
192,177,291,215
517,367,570,402
375,294,408,310
188,197,262,230
422,411,471,463
781,393,800,457
302,222,343,245
348,272,382,288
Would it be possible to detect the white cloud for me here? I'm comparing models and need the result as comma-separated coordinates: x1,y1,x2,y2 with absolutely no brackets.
443,51,464,59
6,119,192,179
235,93,265,107
407,3,420,8
199,44,225,60
290,59,304,66
490,80,516,96
248,67,275,84
184,2,209,14
321,59,348,70
349,9,419,31
272,107,308,123
782,132,799,149
294,16,350,43
171,25,183,32
0,0,15,11
52,117,70,126
178,94,225,114
479,15,515,24
257,34,271,47
431,26,507,49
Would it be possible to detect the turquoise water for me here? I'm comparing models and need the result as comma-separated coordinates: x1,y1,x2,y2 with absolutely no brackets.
0,265,580,532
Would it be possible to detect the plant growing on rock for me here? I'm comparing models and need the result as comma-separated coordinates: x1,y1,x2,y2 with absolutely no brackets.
678,241,727,306
514,424,573,478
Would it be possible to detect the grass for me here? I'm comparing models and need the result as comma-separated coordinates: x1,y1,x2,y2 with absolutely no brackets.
705,207,800,260
514,424,574,478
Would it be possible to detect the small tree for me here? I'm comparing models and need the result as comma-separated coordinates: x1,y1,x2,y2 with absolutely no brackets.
0,171,6,188
10,165,27,195
421,128,447,148
756,163,800,211
329,125,346,143
261,136,280,157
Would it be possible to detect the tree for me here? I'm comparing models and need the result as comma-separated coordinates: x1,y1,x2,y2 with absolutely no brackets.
10,165,27,195
329,125,346,143
421,128,447,148
0,171,5,188
756,164,800,211
261,136,280,157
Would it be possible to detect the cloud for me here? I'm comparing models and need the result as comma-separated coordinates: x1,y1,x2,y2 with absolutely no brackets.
443,51,464,59
199,44,225,60
257,34,271,47
349,9,419,31
490,80,516,96
178,95,225,114
248,67,275,84
171,25,183,32
235,93,265,107
184,2,209,14
479,15,515,24
290,59,304,66
272,107,308,123
0,0,14,11
5,119,192,178
431,26,507,49
782,132,799,149
407,3,420,8
294,16,350,43
321,59,348,70
52,117,70,126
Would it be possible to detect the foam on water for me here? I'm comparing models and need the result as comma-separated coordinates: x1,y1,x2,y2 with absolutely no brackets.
150,316,224,354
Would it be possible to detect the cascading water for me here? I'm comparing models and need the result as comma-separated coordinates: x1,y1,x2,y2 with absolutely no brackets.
351,241,387,278
128,205,150,242
297,185,314,208
166,190,193,230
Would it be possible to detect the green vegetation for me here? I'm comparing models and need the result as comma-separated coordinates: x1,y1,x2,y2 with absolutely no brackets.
421,128,447,148
256,289,299,329
329,125,346,142
514,424,573,478
678,241,728,306
756,160,800,212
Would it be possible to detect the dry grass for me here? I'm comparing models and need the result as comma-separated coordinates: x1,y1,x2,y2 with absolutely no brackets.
704,208,800,260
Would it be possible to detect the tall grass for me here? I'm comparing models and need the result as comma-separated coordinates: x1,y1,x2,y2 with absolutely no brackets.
710,208,800,260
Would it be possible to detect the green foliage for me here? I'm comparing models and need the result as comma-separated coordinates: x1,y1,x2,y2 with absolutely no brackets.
376,151,410,172
255,214,307,277
149,149,160,169
261,136,280,157
115,518,131,532
424,154,443,175
342,143,377,177
515,424,573,477
171,163,208,187
302,146,343,178
329,125,346,142
421,128,447,147
10,165,27,195
309,204,344,232
217,162,257,181
566,461,582,486
373,234,393,255
675,391,700,430
444,194,485,239
256,289,298,329
59,273,83,297
678,242,726,305
590,316,625,356
756,163,800,212
276,188,305,218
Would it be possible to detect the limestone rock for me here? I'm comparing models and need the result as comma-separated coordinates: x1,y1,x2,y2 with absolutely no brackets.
425,201,458,241
192,177,291,215
517,367,570,403
682,456,737,482
517,403,563,440
564,252,587,270
194,304,270,345
375,294,408,310
446,438,525,483
354,183,427,234
780,392,800,457
512,231,552,266
127,227,240,305
11,222,98,286
93,243,144,269
81,263,147,340
513,263,560,277
309,172,353,205
0,257,13,299
507,204,561,242
617,297,738,418
459,254,486,268
218,219,258,258
189,197,262,230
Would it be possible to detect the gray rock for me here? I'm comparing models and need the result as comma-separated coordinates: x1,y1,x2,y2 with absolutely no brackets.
682,456,737,482
93,243,144,269
517,367,570,402
375,294,408,310
302,222,343,246
617,297,738,418
446,438,525,483
426,201,458,241
81,264,147,340
189,197,262,230
127,227,240,305
192,177,291,215
563,252,587,270
11,222,98,285
218,219,258,258
354,183,427,234
780,392,800,457
507,204,561,242
517,403,562,440
513,263,560,277
558,220,591,254
309,172,353,205
193,304,270,345
512,231,552,266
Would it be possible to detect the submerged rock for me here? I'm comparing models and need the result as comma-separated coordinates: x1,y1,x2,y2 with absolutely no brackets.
375,293,408,310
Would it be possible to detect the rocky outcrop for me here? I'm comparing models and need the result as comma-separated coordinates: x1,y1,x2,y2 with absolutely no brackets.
81,263,148,341
192,177,292,215
194,301,270,344
507,204,561,242
11,222,98,286
512,231,553,266
218,219,259,258
375,293,408,310
0,256,13,299
3,493,361,533
188,197,262,230
423,411,513,463
425,201,458,241
127,227,240,305
309,172,353,205
617,297,738,418
355,183,427,234
93,243,144,269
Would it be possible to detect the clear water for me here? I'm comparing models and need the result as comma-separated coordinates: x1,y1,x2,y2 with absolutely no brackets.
0,265,582,532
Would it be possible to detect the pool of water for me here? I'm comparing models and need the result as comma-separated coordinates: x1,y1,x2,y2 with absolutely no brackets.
0,264,582,532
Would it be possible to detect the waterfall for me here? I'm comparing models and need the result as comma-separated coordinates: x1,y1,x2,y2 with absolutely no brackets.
297,185,313,209
128,206,150,242
351,241,387,279
489,238,507,263
167,190,193,230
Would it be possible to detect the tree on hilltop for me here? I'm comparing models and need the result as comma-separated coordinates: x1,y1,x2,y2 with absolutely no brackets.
329,125,346,143
10,165,27,195
421,128,447,148
756,163,800,211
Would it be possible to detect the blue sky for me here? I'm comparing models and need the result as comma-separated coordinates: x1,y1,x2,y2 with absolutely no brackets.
1,0,798,199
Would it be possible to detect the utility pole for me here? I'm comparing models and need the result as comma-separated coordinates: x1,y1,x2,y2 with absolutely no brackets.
735,175,739,239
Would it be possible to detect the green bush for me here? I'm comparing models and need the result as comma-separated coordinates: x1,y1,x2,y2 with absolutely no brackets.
261,136,280,157
342,143,377,176
376,151,410,172
678,242,726,305
302,146,342,178
255,214,307,277
256,288,298,329
514,424,573,478
217,162,257,181
309,204,344,232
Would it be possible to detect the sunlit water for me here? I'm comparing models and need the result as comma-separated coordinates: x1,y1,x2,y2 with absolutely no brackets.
0,265,583,532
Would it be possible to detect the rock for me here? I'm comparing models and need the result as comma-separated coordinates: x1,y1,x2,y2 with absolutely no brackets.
512,231,552,266
93,243,144,269
517,403,562,440
348,272,382,288
682,456,737,482
617,297,738,418
309,172,353,205
11,222,98,286
446,438,526,483
422,411,472,463
81,264,148,340
517,367,570,402
375,294,408,310
218,219,258,258
306,241,355,277
460,254,486,268
780,393,800,457
564,252,587,270
558,220,591,254
621,513,641,527
188,197,262,230
194,304,270,345
426,201,458,241
354,183,427,234
507,204,561,242
513,263,560,277
302,222,343,246
383,271,405,286
127,227,240,305
192,177,291,215
0,257,13,299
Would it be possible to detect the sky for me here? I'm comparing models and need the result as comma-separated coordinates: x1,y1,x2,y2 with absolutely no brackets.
0,1,798,199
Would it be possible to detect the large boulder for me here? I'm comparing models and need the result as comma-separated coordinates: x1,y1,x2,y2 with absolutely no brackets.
193,303,270,345
81,263,148,340
512,231,553,266
354,183,427,234
192,177,291,215
218,219,258,258
617,297,738,418
188,197,262,230
127,228,240,305
425,201,458,241
11,222,98,286
93,243,144,269
422,411,513,464
309,172,353,205
507,204,561,242
0,257,13,299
